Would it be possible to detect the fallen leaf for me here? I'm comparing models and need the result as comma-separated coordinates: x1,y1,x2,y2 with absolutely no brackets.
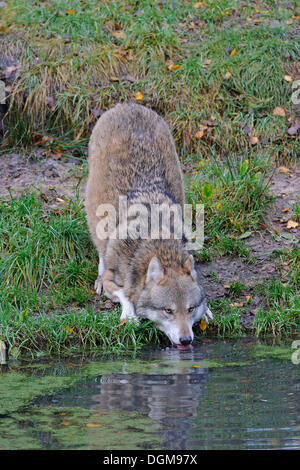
278,166,290,174
120,318,127,326
32,133,43,144
287,121,300,136
287,220,299,229
194,2,204,8
281,208,289,213
85,423,102,428
272,107,286,117
66,9,75,15
110,76,119,82
230,49,236,56
223,285,230,289
224,71,232,79
285,19,293,24
111,31,126,40
249,136,258,145
200,319,207,331
135,91,143,101
284,75,292,82
167,61,180,71
61,421,71,426
5,65,17,79
194,125,208,139
230,302,244,308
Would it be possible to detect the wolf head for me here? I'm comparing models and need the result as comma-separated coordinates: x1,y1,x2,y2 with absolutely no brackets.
135,254,212,348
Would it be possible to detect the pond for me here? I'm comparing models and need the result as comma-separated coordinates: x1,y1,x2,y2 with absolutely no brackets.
0,338,299,450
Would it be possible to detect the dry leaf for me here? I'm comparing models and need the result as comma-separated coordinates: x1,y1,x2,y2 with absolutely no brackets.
272,107,286,117
230,49,236,56
5,65,17,79
194,125,208,139
194,2,204,8
120,318,127,326
284,75,292,82
285,19,293,24
61,421,71,426
223,284,230,289
86,423,102,428
278,166,290,174
287,121,300,136
249,136,258,145
287,220,299,229
167,61,180,70
200,319,207,331
135,91,143,101
224,71,232,79
111,31,126,40
66,9,75,15
281,208,289,213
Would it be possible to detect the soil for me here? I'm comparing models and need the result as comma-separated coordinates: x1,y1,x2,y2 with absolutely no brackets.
0,151,299,329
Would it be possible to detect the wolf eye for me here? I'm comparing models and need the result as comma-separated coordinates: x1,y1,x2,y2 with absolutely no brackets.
164,308,173,315
188,307,195,313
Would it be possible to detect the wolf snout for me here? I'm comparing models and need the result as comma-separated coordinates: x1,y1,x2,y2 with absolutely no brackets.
179,336,192,346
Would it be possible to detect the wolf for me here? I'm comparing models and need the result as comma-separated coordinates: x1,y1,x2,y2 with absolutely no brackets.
85,103,212,349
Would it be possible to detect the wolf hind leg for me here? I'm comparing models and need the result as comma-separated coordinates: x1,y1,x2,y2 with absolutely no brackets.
94,254,105,295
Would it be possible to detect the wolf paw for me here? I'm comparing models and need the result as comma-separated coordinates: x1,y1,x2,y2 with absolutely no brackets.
120,302,136,321
204,307,213,323
94,276,103,295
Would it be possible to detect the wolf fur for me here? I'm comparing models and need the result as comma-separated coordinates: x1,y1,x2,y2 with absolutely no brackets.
85,103,212,346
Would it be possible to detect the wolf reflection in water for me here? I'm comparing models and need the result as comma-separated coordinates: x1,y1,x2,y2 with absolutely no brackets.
90,367,208,449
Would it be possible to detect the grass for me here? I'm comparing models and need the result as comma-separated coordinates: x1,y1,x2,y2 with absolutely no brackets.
0,0,299,355
0,193,299,356
1,0,299,161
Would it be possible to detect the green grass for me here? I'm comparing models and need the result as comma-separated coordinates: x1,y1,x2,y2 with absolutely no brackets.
0,193,298,356
1,0,299,162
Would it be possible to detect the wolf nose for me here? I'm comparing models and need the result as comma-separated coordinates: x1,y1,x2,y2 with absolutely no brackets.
179,336,192,346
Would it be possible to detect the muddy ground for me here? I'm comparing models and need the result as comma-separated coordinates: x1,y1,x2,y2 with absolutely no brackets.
0,151,299,329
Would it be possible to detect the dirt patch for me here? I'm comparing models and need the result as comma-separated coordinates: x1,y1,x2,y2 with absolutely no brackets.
0,152,86,199
244,168,300,257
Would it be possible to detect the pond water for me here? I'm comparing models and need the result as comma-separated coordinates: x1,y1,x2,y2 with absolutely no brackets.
0,338,299,450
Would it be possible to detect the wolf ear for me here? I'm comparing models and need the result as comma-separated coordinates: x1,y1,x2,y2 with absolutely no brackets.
183,254,197,282
146,257,164,284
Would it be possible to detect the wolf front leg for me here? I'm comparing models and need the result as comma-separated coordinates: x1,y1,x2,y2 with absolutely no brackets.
94,253,105,295
102,269,137,322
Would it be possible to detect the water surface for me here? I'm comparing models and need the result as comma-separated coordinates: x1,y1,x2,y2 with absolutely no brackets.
0,338,299,450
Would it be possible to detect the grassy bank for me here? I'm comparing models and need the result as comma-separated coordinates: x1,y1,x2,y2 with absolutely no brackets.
1,0,299,162
0,193,299,356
